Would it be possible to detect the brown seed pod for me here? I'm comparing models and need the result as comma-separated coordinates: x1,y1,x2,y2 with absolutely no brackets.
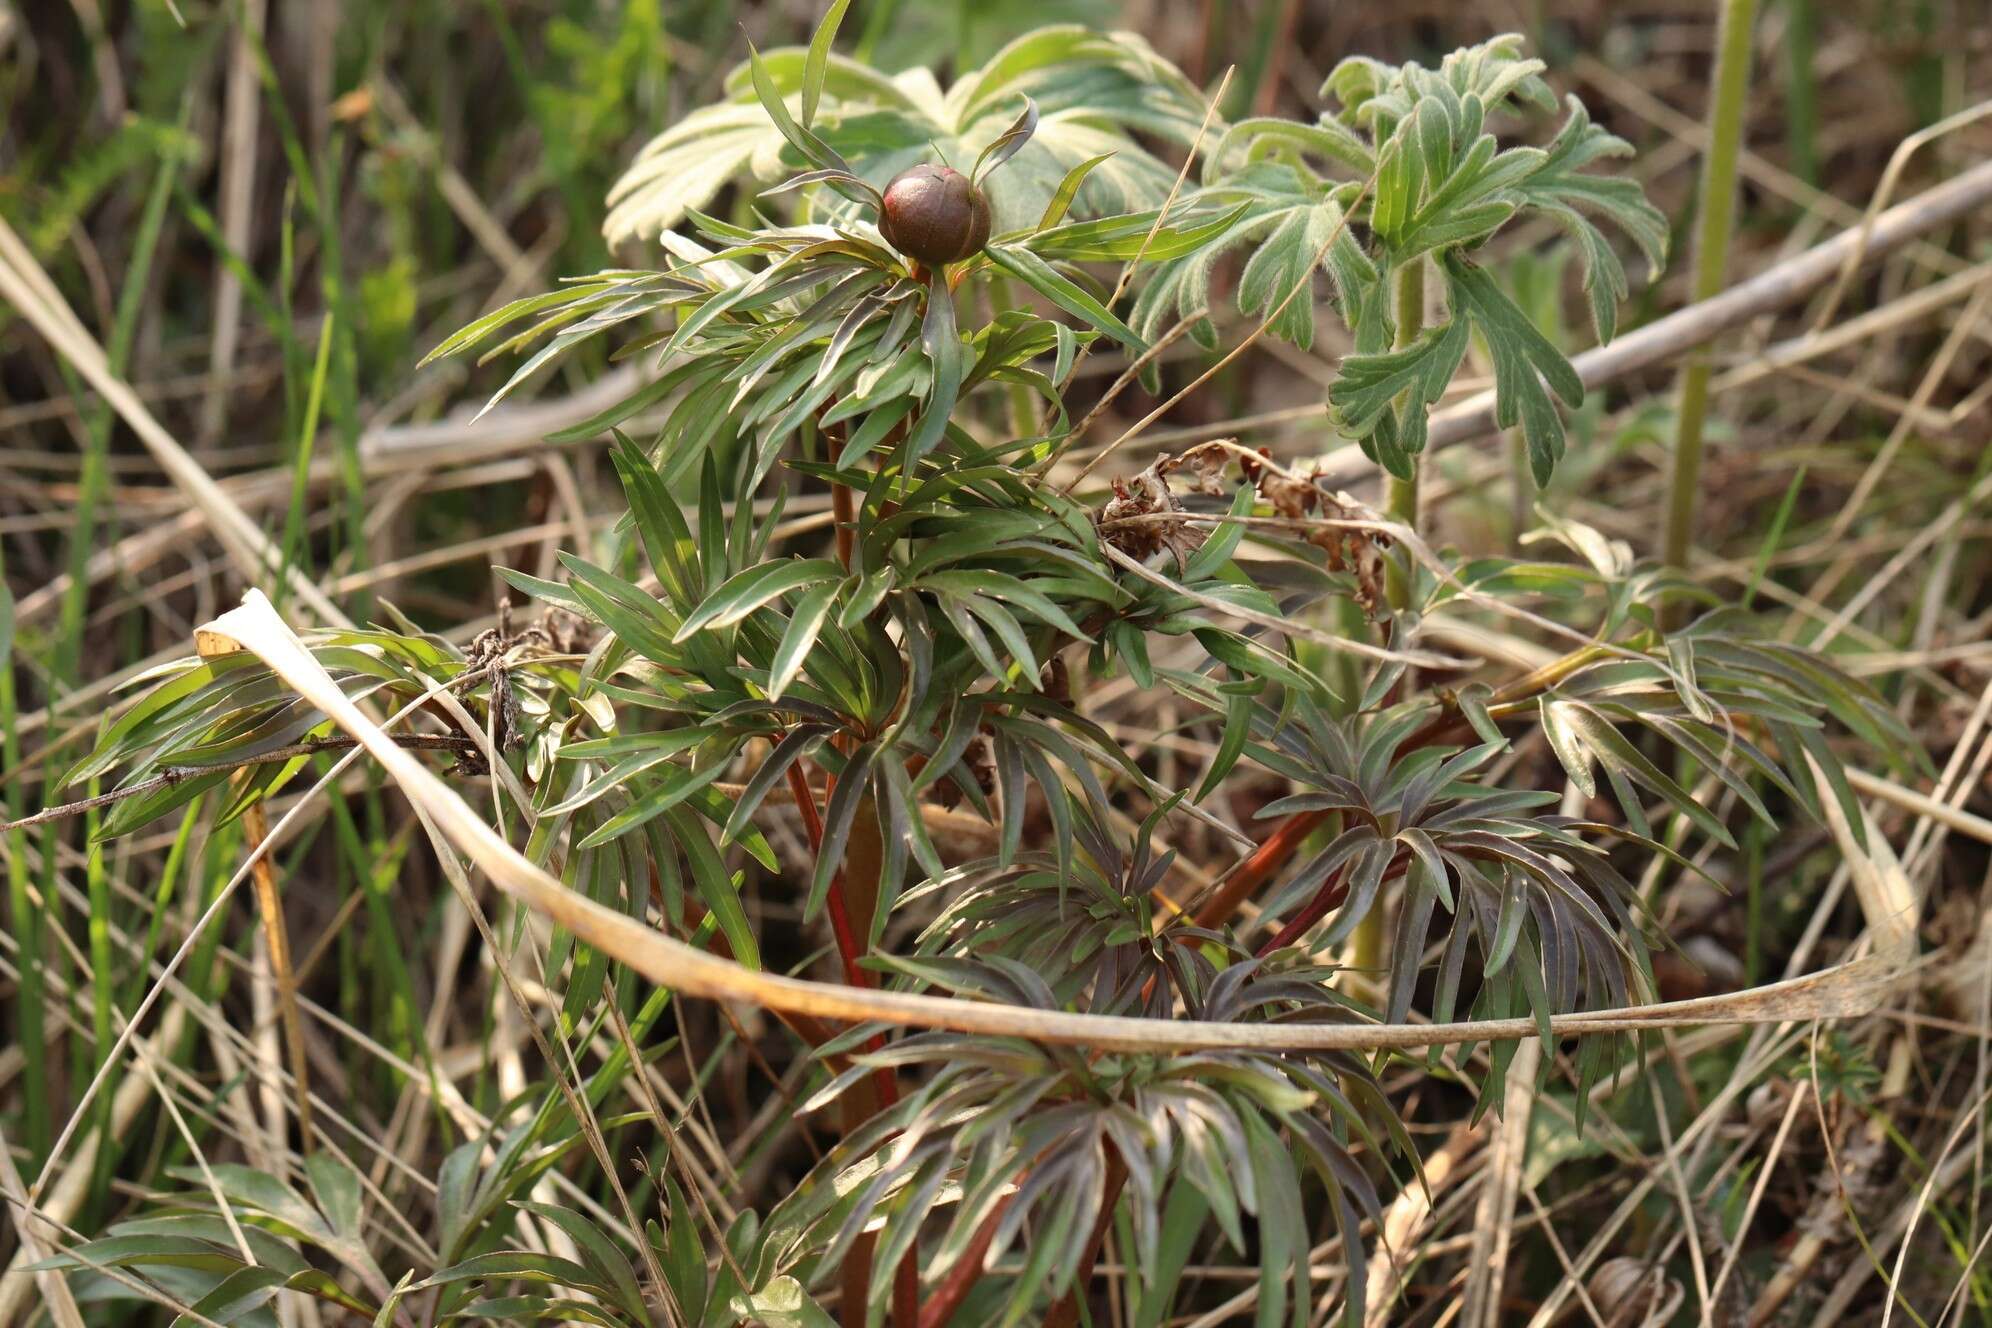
878,164,991,266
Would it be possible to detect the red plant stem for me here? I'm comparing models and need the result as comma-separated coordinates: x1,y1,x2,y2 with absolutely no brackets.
785,762,872,991
1253,864,1350,959
916,1196,1009,1328
1134,809,1330,1038
786,753,911,1327
785,759,894,1088
832,480,857,569
787,759,827,844
1256,854,1414,960
782,757,891,1073
1043,1148,1127,1328
824,878,874,991
1190,807,1330,930
1255,855,1413,960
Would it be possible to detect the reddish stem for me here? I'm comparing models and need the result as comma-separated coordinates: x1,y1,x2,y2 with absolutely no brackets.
1254,863,1350,959
917,1196,1010,1328
832,480,857,569
785,753,910,1326
1043,1147,1127,1328
786,757,894,1094
1191,808,1331,930
1255,856,1410,960
785,762,872,990
824,876,874,991
787,759,827,843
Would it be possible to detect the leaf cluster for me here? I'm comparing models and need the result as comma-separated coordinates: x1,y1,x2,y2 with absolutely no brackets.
1136,33,1667,483
601,25,1209,244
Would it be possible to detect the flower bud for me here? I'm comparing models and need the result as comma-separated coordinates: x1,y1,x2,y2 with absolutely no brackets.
879,164,991,266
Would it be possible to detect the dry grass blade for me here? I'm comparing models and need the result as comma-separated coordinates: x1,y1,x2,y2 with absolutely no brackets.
1824,281,1992,541
1709,260,1992,397
0,1117,88,1328
239,800,314,1156
1363,1125,1482,1327
1807,98,1992,333
201,590,1920,1055
0,1008,186,1326
190,626,314,1157
195,0,266,448
0,215,351,629
1458,1040,1540,1328
1818,468,1992,649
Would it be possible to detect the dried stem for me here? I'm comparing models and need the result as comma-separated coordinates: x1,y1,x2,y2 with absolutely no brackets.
200,589,1919,1055
241,801,313,1153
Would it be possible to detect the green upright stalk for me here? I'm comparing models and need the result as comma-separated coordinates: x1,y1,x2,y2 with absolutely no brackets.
85,798,115,1216
1364,258,1427,978
1381,258,1426,612
57,112,181,684
1,561,43,1162
1384,257,1426,535
1662,0,1759,573
1783,0,1818,188
277,311,337,602
1508,430,1532,552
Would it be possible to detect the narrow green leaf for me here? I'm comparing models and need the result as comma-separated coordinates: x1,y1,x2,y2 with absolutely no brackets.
675,558,844,640
1036,153,1116,230
973,96,1039,183
801,0,854,128
668,806,761,968
769,581,842,700
1540,697,1596,798
576,760,730,848
905,269,964,464
985,244,1146,353
806,744,878,922
746,41,848,175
